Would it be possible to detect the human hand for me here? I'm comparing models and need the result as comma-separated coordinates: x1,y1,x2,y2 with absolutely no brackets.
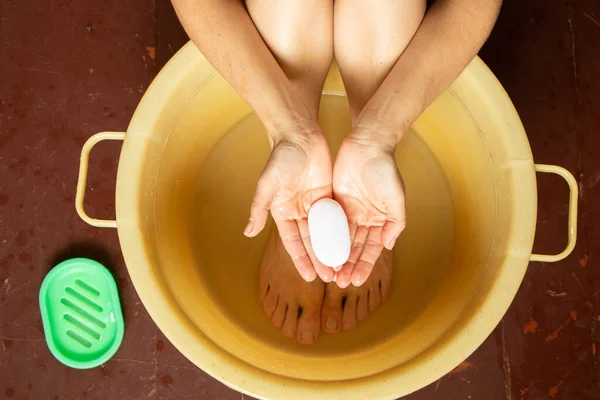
244,120,336,283
332,127,406,288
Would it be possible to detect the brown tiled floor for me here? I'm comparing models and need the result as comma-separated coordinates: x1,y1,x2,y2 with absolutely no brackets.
1,1,599,399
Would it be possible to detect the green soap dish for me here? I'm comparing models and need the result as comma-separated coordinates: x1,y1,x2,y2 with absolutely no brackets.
39,258,124,369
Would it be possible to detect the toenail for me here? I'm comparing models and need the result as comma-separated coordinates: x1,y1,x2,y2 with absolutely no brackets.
326,318,338,330
343,321,353,330
301,331,314,343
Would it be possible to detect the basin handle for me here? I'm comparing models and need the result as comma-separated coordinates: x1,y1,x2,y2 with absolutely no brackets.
530,164,578,263
75,132,126,228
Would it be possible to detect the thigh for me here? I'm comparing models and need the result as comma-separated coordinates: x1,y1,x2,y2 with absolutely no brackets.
245,0,334,115
334,0,426,116
245,0,334,70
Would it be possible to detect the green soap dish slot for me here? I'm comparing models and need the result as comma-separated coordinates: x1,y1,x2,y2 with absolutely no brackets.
39,258,124,369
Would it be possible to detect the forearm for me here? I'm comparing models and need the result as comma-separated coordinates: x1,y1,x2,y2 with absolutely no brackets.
356,0,502,148
172,0,313,138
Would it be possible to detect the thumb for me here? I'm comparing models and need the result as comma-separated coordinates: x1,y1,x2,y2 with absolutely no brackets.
382,218,406,250
303,184,333,213
244,174,277,237
381,192,406,250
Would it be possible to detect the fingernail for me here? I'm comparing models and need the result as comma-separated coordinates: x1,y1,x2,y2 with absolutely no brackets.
244,220,254,236
326,318,338,330
304,270,316,282
301,331,314,343
352,276,363,287
336,277,349,288
322,272,334,282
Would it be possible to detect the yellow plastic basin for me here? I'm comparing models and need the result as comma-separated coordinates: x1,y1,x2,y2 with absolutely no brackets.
75,42,577,400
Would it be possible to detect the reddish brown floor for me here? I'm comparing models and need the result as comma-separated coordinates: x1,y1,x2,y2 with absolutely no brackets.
1,1,599,399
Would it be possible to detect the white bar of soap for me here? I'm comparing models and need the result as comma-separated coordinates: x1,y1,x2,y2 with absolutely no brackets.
308,198,351,268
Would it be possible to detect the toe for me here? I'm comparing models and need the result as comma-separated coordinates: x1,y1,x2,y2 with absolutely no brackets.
263,290,279,319
342,295,358,331
380,278,391,301
352,260,376,287
271,299,287,329
357,293,369,322
260,282,269,302
321,284,343,333
281,303,299,338
379,251,393,301
368,286,381,311
335,262,354,288
259,272,270,302
297,304,320,344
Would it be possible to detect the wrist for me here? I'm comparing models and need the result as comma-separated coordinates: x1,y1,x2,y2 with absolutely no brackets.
357,91,423,142
349,111,408,154
248,78,315,136
353,59,428,147
266,115,324,149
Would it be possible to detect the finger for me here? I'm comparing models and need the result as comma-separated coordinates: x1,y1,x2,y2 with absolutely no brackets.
381,218,406,250
348,222,358,242
333,222,358,272
351,226,384,286
244,174,278,237
346,222,358,256
335,259,355,288
302,184,334,214
347,225,369,265
332,222,357,273
381,186,407,250
335,226,369,288
275,219,317,282
297,219,335,282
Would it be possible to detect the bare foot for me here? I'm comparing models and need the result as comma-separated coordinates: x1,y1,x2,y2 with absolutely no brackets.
260,227,325,344
321,250,393,333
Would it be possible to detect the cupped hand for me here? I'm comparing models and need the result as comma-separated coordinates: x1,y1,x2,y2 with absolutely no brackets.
244,121,336,282
332,128,406,288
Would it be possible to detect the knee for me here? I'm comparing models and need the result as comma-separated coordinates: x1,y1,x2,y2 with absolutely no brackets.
247,1,333,77
266,25,333,79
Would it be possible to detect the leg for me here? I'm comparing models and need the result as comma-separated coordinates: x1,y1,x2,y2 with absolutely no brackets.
322,0,424,333
246,0,333,118
334,0,425,122
246,0,333,344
